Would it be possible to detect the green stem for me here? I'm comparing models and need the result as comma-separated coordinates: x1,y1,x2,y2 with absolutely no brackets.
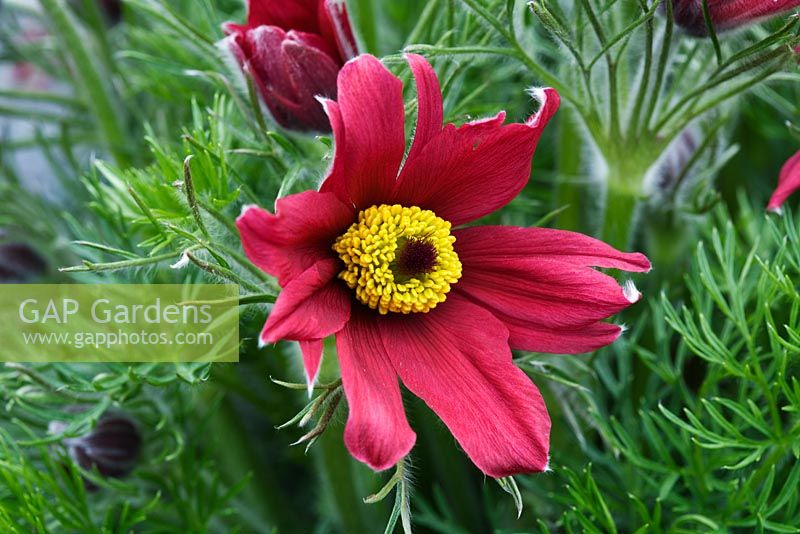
554,108,593,233
629,0,654,137
602,174,642,251
700,0,723,65
530,1,600,122
643,210,698,278
643,0,674,135
39,0,130,167
403,0,439,47
78,0,115,72
662,61,784,141
185,252,262,293
728,441,789,515
313,428,381,533
577,0,620,140
59,248,195,272
352,0,379,54
410,398,491,531
209,397,295,531
0,89,85,110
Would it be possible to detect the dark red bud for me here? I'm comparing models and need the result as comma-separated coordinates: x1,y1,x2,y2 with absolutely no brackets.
98,0,122,23
0,242,47,282
50,411,142,491
670,0,800,37
229,27,339,132
221,0,359,133
69,0,123,26
648,128,700,195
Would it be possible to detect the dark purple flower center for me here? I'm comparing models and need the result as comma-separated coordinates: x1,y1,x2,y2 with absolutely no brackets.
395,238,438,277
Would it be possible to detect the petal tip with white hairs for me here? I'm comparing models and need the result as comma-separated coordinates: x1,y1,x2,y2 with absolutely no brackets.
304,368,320,398
238,204,258,220
767,206,784,216
622,280,642,303
542,455,552,473
524,86,560,128
526,86,547,102
170,252,190,270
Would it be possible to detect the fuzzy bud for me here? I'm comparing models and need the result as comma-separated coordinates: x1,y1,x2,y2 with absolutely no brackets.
669,0,800,37
643,128,701,199
49,411,142,490
222,0,358,132
0,242,47,282
68,0,123,25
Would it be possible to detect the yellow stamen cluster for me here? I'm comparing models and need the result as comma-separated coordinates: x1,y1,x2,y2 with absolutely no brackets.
333,204,462,314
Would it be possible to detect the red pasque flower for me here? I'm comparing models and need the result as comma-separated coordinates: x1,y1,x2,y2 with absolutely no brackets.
767,150,800,213
222,0,357,132
671,0,800,36
237,54,651,477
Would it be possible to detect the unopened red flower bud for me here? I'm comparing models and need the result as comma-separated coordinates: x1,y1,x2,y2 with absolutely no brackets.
68,0,123,25
98,0,122,23
645,128,701,196
0,242,47,282
49,411,142,490
670,0,800,37
222,0,358,132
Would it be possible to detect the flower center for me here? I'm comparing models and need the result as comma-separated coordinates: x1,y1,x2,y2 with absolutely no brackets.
333,204,462,314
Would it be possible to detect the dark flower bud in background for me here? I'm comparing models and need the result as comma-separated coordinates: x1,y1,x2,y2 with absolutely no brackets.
670,0,800,37
643,127,701,199
49,411,142,490
68,0,123,26
0,242,47,282
222,0,358,132
98,0,122,24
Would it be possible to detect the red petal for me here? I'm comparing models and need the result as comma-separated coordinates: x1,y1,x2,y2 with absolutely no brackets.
319,98,347,195
497,319,625,355
261,259,350,344
299,339,324,393
380,295,550,477
336,308,416,471
319,55,406,208
222,22,248,36
236,191,353,286
404,54,444,166
767,150,800,213
453,226,649,354
320,0,357,60
454,225,651,271
393,88,560,226
285,29,338,61
245,0,320,34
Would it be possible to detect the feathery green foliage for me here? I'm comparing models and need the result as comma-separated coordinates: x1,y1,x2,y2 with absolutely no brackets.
0,0,799,532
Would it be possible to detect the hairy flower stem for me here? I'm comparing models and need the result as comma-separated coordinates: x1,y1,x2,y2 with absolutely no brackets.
409,399,492,531
643,213,698,279
599,154,654,250
603,181,641,250
313,429,383,533
210,397,295,531
554,109,593,233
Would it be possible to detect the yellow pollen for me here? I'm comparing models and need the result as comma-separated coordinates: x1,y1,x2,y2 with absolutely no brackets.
333,204,462,314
